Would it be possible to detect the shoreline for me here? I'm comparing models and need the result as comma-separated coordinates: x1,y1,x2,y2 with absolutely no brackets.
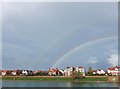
0,76,112,83
1,76,119,83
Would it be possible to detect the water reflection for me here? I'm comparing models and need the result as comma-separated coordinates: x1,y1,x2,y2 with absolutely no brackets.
2,80,119,87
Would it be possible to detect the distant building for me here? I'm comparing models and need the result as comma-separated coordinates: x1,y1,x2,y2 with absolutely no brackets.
75,66,85,76
11,70,17,76
64,66,85,76
92,69,105,75
1,70,9,76
48,68,62,76
22,70,28,76
107,66,120,76
64,67,73,76
92,70,97,75
97,69,105,75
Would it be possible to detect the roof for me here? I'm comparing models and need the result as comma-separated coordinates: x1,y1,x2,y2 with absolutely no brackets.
108,66,120,70
78,66,83,68
93,70,97,72
48,68,59,72
12,70,17,72
2,70,8,72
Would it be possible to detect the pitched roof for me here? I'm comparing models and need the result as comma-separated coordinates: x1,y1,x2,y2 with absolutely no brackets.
93,70,97,72
78,66,83,68
48,68,59,72
108,66,120,70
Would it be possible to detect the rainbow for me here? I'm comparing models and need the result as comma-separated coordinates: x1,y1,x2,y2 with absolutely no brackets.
52,36,117,68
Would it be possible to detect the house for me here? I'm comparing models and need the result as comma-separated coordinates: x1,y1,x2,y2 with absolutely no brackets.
11,70,17,76
48,68,60,76
107,66,120,76
75,66,85,76
22,70,28,76
59,70,64,76
64,66,85,76
11,70,23,76
92,70,97,75
64,67,73,76
16,70,22,76
97,69,105,75
1,70,9,76
92,69,105,75
27,70,34,76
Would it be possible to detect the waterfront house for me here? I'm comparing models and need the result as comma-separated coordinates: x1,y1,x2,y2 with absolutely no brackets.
64,67,73,76
11,70,17,76
1,70,9,76
27,70,34,76
22,70,28,76
97,69,105,75
107,66,120,76
64,66,85,76
76,66,83,72
92,69,105,75
48,68,63,76
59,69,64,76
75,66,85,76
17,70,22,75
92,70,97,75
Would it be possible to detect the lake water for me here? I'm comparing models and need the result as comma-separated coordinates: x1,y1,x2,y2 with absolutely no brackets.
2,80,120,87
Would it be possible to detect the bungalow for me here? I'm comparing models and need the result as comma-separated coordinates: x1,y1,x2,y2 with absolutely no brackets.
107,66,120,76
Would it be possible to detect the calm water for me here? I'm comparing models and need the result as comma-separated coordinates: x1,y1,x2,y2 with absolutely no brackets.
2,80,120,87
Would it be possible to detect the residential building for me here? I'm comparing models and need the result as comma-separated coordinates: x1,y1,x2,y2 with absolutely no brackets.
107,66,120,76
48,68,62,76
11,70,17,76
22,70,28,76
1,70,9,76
64,67,73,76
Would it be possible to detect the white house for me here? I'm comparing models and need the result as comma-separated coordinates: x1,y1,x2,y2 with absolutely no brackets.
97,69,105,75
64,66,85,76
64,67,73,76
92,69,105,75
93,70,97,75
75,66,85,76
59,70,64,75
22,70,28,76
108,66,120,76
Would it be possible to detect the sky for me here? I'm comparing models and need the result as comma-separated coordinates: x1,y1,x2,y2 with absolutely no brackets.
2,2,118,70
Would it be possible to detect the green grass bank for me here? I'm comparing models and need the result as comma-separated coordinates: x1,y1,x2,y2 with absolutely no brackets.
1,76,108,82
